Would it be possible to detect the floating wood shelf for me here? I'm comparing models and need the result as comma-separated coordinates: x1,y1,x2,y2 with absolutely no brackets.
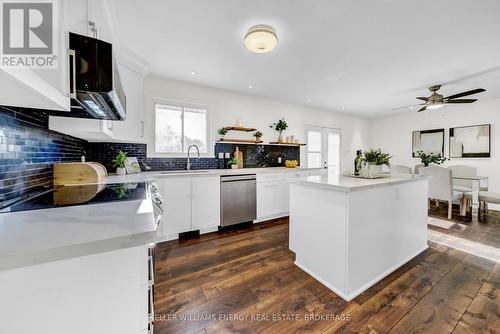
223,126,257,132
218,139,263,144
268,142,306,146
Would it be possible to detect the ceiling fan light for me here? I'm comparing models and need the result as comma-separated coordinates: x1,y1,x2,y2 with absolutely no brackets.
244,25,278,54
427,103,443,110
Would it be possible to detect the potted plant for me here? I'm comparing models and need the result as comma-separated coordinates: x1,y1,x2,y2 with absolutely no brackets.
217,128,228,141
363,148,391,174
416,151,447,167
112,150,127,175
253,130,263,142
228,157,238,169
269,118,288,143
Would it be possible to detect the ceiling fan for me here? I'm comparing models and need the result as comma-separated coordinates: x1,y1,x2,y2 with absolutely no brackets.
393,85,486,112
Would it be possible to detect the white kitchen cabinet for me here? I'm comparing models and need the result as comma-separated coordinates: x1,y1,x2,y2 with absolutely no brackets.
156,175,220,240
257,180,289,221
255,169,325,222
111,63,145,143
0,245,151,334
156,177,192,237
191,176,221,231
0,1,70,111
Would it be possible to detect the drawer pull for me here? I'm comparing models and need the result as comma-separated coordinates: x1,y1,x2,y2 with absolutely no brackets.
148,254,155,287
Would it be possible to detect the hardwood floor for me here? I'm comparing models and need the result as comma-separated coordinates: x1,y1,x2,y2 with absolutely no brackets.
153,211,500,334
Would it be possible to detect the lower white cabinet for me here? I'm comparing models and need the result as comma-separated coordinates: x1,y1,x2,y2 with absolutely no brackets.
156,176,192,235
0,245,151,334
257,180,289,220
256,169,326,222
191,176,221,230
156,175,220,240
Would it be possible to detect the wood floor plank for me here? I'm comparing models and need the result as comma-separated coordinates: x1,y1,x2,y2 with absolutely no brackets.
452,263,500,334
155,245,289,299
388,254,494,334
323,246,465,334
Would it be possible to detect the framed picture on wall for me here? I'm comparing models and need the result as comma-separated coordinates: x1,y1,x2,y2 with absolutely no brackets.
449,124,491,158
412,128,445,157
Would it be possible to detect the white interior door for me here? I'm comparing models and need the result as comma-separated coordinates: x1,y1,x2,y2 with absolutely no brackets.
305,126,342,173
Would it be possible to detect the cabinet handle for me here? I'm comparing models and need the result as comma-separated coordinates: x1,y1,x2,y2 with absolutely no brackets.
264,184,279,188
69,49,76,99
141,121,145,138
148,255,155,287
148,285,154,324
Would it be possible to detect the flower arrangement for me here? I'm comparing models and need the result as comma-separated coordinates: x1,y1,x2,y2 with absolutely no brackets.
269,118,288,142
112,150,128,175
363,148,391,166
416,151,447,167
217,128,228,140
253,131,263,141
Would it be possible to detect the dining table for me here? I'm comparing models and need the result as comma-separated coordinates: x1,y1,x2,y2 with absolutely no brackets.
453,175,488,222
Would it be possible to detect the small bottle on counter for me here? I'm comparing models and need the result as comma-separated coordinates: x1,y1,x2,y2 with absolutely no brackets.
354,150,363,175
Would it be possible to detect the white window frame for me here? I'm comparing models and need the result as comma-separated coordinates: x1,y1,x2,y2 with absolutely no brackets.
305,125,342,172
151,98,214,158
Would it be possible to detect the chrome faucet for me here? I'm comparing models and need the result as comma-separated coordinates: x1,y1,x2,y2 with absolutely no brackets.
186,144,200,170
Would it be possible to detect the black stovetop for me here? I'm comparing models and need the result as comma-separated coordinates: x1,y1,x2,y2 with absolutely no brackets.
1,182,148,213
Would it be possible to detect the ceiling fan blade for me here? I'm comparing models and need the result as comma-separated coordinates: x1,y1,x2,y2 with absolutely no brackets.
445,88,486,100
417,106,427,112
391,104,423,111
416,97,429,101
445,99,477,104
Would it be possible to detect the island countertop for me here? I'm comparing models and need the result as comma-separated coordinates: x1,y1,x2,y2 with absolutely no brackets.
288,174,431,192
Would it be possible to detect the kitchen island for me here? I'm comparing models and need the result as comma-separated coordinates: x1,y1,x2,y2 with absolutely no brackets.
288,174,430,301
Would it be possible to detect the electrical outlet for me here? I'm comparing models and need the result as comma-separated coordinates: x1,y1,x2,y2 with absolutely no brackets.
218,152,224,159
224,152,231,158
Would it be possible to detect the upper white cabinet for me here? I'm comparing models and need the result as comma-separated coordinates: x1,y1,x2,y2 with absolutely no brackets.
0,0,70,111
111,63,145,143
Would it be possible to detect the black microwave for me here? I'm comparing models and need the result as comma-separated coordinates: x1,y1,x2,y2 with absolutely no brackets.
68,32,126,120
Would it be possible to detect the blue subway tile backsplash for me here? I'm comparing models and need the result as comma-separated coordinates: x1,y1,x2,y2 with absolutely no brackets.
1,103,300,208
86,142,300,172
0,106,86,207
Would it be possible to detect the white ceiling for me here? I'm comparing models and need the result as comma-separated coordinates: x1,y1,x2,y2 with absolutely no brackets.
111,0,500,117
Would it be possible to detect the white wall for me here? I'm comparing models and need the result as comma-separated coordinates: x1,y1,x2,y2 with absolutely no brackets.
370,98,499,195
143,76,371,170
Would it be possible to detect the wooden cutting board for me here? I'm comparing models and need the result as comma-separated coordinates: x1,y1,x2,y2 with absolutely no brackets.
235,147,244,168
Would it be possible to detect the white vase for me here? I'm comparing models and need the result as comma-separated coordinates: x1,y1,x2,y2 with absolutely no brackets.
116,167,126,175
368,164,383,174
278,132,284,143
231,164,238,169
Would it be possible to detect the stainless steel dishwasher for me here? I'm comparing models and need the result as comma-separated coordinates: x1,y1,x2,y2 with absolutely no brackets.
220,174,257,227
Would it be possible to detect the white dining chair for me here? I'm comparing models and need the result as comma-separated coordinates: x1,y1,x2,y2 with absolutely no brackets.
420,166,464,219
447,165,477,192
390,165,413,175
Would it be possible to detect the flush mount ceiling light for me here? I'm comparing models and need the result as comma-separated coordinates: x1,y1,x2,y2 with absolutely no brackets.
244,25,278,54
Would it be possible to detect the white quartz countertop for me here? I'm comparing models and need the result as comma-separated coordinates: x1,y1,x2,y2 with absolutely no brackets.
106,167,323,184
0,167,321,271
289,174,430,192
0,198,157,271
